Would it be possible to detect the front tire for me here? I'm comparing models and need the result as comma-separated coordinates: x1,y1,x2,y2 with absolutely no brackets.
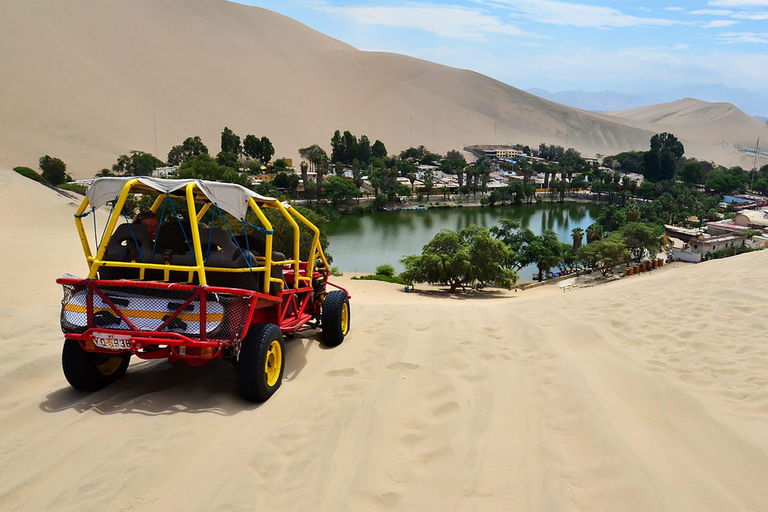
236,323,285,402
322,290,350,347
62,339,130,391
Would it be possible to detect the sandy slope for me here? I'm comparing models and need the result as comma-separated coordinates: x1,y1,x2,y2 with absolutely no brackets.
0,0,758,177
2,169,768,510
607,98,768,168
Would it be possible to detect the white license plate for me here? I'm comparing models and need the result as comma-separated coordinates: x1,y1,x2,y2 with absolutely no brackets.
92,332,132,350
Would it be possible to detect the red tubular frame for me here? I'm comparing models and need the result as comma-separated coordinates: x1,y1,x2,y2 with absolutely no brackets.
56,275,350,364
57,277,282,364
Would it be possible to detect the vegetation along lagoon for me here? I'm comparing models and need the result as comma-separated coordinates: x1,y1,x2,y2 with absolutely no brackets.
324,202,599,277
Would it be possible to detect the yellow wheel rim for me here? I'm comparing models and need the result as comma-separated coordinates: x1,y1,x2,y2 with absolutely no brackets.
265,340,282,387
97,356,123,376
341,302,349,335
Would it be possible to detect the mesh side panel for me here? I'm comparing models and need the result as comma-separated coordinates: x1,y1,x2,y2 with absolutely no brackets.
60,284,85,334
208,292,249,340
60,283,250,340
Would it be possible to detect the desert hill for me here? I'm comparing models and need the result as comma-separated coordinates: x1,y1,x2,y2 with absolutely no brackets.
0,0,762,177
607,98,767,167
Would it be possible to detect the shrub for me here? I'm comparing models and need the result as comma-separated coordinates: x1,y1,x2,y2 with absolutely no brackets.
59,183,87,194
330,266,343,276
14,166,48,184
375,264,395,277
352,274,410,285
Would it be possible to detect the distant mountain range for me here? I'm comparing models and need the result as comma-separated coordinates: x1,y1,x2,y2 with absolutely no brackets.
528,85,768,119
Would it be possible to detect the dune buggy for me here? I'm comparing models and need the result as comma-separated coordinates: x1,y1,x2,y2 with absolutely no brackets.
57,177,350,402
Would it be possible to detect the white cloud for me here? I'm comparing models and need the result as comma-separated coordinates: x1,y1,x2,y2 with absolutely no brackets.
708,0,768,6
702,19,740,27
688,8,734,15
673,44,691,50
316,3,543,41
663,6,685,11
476,0,685,27
717,31,768,42
732,11,768,18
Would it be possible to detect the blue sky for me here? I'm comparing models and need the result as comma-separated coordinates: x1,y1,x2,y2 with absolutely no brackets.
233,0,767,95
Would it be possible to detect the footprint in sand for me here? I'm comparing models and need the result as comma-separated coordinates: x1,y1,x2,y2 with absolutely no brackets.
431,400,460,419
400,433,425,446
386,362,421,371
374,492,402,508
326,367,358,377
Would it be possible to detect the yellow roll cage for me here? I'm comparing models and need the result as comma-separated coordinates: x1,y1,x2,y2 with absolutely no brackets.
75,178,330,292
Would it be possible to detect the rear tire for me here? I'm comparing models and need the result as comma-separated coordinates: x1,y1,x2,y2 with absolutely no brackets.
62,339,130,391
322,290,350,347
236,323,285,402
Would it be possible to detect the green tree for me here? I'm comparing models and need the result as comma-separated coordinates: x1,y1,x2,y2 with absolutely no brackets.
528,230,563,282
216,151,239,170
423,169,434,201
38,155,70,185
243,134,262,161
111,151,163,176
357,135,372,163
372,139,387,159
400,226,517,293
577,233,630,277
176,154,250,187
259,136,274,165
323,176,359,206
316,159,329,200
272,172,292,189
298,144,328,173
299,161,309,199
286,173,300,198
330,130,343,163
558,243,578,273
221,127,241,155
490,219,537,270
650,132,684,159
618,222,663,263
167,136,208,166
680,160,705,186
586,223,603,243
342,131,357,164
705,169,745,194
571,226,584,253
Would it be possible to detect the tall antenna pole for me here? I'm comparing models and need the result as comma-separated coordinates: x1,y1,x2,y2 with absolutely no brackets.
153,102,159,158
751,137,759,191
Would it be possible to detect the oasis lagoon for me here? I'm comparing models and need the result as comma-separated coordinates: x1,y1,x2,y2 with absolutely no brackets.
324,202,600,279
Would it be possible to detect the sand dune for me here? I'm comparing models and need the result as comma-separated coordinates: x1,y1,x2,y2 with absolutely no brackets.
2,168,768,510
0,0,760,178
607,98,768,166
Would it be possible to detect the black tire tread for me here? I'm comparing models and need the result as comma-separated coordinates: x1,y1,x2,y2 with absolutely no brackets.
62,339,130,392
236,323,285,402
322,290,350,347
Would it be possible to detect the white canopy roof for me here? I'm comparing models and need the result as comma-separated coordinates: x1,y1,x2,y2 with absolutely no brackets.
86,177,277,220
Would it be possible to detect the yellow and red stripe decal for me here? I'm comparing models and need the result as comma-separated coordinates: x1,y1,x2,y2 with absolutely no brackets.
63,304,224,322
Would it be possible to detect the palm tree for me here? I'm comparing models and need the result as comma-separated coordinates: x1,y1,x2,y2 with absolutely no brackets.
300,161,309,199
626,200,641,222
316,158,328,201
407,171,417,196
586,223,603,243
571,227,584,252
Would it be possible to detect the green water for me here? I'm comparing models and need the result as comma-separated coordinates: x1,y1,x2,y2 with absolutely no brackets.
323,202,600,278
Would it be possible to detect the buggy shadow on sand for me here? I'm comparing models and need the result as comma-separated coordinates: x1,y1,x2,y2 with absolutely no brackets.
57,177,350,402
